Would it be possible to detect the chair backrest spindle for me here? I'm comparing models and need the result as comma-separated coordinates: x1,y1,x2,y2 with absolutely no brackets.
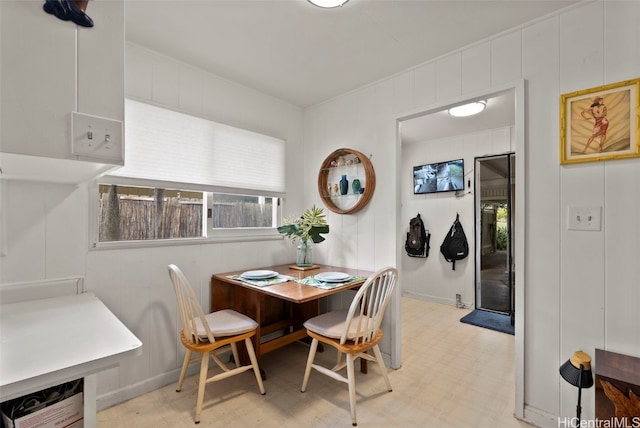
168,264,216,345
340,267,398,346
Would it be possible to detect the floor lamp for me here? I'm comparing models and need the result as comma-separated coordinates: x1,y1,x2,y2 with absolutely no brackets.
559,350,594,424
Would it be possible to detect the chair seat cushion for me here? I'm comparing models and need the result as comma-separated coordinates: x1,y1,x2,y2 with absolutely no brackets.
304,309,373,340
196,309,258,337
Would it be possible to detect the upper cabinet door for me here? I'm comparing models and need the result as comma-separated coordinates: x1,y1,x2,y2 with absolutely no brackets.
77,0,124,121
1,0,77,159
0,1,125,182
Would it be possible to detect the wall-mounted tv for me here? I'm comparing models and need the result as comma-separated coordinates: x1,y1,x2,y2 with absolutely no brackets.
413,159,464,194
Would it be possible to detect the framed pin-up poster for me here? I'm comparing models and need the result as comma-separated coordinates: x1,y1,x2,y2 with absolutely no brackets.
560,78,640,164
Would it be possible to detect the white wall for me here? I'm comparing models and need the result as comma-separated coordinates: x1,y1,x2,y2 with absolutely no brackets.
401,126,514,308
0,41,304,409
302,1,640,426
91,43,306,407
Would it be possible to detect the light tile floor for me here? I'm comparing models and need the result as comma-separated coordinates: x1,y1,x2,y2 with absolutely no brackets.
97,297,535,427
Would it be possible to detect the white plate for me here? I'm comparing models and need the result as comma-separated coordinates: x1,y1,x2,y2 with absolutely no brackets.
240,270,278,279
315,272,352,283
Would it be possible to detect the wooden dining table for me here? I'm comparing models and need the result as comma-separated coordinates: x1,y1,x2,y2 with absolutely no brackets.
210,264,372,378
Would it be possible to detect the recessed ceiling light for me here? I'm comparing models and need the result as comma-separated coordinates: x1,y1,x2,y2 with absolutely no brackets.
448,101,487,117
307,0,349,8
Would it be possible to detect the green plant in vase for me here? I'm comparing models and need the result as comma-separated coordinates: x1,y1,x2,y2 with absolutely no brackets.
277,206,329,266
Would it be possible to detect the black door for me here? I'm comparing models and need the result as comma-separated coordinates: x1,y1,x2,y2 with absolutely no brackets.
475,154,515,322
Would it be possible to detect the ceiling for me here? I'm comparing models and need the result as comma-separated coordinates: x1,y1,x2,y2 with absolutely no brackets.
125,0,578,108
399,89,515,144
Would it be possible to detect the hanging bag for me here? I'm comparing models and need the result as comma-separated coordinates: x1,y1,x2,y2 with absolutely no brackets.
440,213,469,270
405,213,430,258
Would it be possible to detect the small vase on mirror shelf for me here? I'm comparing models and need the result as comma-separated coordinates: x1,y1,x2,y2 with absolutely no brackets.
339,175,348,195
352,178,361,194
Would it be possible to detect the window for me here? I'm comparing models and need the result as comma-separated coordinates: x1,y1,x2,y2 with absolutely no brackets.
98,185,204,242
208,193,276,229
92,100,285,246
97,185,277,243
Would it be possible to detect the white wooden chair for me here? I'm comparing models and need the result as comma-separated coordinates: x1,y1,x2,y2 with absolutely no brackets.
167,264,265,424
300,266,398,426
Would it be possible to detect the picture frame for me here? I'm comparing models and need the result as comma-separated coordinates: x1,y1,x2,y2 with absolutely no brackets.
560,78,640,164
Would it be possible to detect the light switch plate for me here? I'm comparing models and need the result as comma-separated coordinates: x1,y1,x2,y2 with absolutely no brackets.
567,206,602,231
71,112,123,162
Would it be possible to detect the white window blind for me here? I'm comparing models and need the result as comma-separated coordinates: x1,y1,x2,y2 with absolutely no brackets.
108,99,286,195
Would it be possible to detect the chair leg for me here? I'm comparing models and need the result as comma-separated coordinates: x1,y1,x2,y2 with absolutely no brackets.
372,345,392,392
230,342,240,368
346,354,358,426
194,351,209,424
177,349,191,392
301,338,318,392
244,338,265,394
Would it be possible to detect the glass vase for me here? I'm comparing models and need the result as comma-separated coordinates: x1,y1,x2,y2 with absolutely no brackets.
296,240,313,267
339,175,348,195
352,178,361,194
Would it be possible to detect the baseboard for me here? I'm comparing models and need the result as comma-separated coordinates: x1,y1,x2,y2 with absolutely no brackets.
401,291,472,309
523,404,560,428
96,365,199,412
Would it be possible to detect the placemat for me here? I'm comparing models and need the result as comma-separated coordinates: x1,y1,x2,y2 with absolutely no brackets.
296,275,367,290
228,274,296,287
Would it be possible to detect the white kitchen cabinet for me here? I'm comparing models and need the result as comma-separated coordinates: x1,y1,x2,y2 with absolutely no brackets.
0,0,124,183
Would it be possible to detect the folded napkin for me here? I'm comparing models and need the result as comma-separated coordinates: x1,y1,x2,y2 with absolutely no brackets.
228,274,296,287
296,275,368,290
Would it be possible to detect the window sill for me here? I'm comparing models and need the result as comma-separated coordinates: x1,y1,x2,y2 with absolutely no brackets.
90,229,283,250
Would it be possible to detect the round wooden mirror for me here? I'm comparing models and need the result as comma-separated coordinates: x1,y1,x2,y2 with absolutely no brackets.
317,148,376,214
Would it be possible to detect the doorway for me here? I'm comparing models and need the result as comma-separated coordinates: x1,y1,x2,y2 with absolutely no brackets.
475,154,515,323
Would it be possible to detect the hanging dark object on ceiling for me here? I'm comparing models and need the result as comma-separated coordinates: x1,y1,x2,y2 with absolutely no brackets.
43,0,94,28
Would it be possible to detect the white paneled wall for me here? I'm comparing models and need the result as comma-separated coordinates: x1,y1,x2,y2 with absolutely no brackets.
461,42,491,94
303,1,640,427
521,15,563,419
1,41,304,410
88,44,305,408
605,159,640,355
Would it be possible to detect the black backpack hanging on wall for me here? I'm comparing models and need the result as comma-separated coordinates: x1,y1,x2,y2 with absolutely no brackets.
440,213,469,270
405,214,430,258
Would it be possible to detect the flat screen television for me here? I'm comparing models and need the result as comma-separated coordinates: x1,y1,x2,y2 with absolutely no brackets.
413,159,464,194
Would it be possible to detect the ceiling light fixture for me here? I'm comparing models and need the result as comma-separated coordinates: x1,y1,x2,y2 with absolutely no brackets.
448,100,487,117
307,0,349,8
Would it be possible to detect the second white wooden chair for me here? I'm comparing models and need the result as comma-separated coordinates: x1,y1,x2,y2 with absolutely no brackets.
300,266,398,426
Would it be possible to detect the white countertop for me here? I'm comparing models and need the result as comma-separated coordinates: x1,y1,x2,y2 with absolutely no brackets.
0,292,142,402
